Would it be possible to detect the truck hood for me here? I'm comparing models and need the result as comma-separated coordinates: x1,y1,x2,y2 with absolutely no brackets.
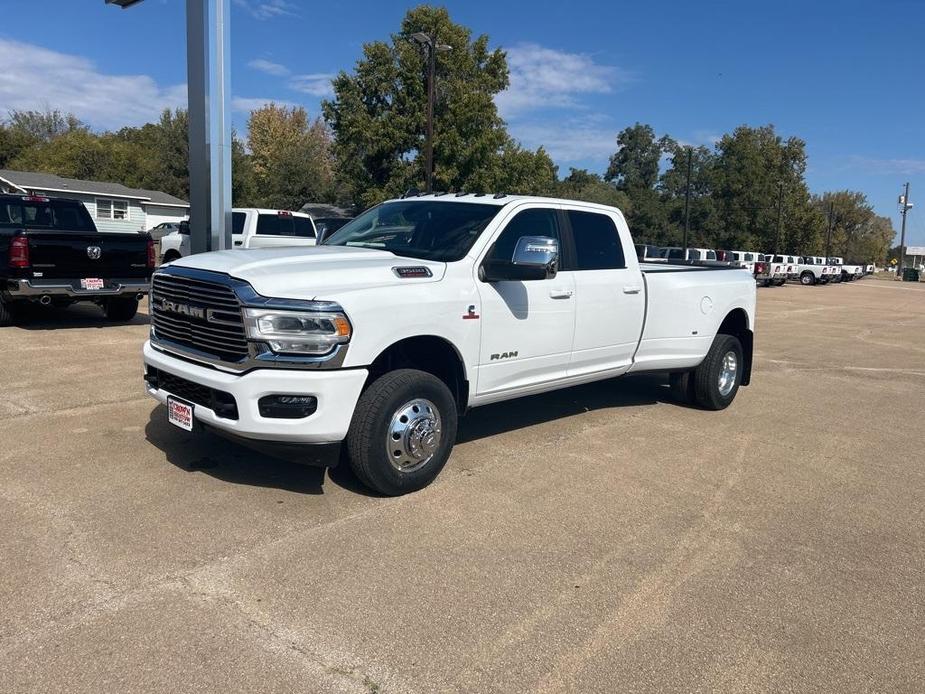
168,245,447,299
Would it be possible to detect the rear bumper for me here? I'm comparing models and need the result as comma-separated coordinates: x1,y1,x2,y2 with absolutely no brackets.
5,278,150,299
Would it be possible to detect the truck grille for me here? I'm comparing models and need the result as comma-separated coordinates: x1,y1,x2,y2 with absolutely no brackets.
151,273,249,362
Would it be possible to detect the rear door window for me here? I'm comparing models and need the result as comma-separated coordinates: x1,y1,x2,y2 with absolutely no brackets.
567,210,625,270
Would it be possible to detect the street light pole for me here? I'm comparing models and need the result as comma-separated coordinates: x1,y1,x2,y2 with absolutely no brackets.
825,200,834,261
108,0,231,254
682,146,692,256
774,180,784,256
425,39,436,194
897,182,911,278
410,32,451,193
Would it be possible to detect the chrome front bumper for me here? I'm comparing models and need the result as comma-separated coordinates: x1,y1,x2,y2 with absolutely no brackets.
6,278,150,298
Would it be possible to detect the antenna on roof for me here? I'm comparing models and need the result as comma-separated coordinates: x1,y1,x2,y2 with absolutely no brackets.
493,193,507,199
402,187,422,199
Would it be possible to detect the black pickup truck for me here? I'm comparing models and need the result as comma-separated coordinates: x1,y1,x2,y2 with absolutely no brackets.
0,194,154,326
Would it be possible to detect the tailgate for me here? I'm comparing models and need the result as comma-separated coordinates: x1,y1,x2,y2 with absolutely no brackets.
26,231,150,279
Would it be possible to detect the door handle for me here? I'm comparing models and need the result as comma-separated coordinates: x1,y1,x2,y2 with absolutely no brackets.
549,288,573,299
623,285,642,294
234,241,243,246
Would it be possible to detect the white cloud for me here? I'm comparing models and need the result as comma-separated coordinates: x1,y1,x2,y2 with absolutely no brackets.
511,119,617,163
232,97,300,113
0,39,186,130
289,74,335,98
496,43,632,118
232,0,297,20
248,58,289,77
847,156,925,176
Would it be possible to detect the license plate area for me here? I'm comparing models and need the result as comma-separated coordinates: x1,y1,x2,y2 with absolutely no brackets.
80,278,105,290
167,396,195,431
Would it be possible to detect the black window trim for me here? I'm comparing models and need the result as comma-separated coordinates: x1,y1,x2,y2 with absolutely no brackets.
559,206,627,271
478,204,572,280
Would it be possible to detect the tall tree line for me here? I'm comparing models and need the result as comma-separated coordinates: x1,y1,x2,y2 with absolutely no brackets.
0,4,894,262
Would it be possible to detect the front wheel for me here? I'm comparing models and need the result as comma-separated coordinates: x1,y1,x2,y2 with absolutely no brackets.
346,369,458,496
800,272,815,286
104,297,139,322
692,334,744,410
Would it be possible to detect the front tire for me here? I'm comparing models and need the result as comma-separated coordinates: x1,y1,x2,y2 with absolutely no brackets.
800,272,815,286
692,334,743,410
104,297,139,322
346,369,458,496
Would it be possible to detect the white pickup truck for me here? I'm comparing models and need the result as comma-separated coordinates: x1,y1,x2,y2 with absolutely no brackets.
159,208,316,263
829,257,864,282
796,256,837,285
142,195,756,495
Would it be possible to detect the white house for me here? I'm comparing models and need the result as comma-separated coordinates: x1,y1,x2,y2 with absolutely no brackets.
0,169,189,233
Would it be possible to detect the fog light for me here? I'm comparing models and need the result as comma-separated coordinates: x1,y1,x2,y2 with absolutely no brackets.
258,394,318,419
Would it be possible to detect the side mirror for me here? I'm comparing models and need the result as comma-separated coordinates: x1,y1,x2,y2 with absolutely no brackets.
179,220,190,235
482,235,559,282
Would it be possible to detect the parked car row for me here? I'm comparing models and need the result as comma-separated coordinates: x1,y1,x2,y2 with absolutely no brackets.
633,244,869,286
157,207,354,263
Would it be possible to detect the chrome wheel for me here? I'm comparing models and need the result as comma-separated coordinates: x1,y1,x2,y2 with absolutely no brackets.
386,398,442,472
717,351,738,397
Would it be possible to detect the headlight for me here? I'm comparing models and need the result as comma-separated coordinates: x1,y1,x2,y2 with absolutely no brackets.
244,307,351,356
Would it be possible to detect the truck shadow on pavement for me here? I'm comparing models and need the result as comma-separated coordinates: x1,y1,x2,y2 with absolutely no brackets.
144,372,681,496
10,303,149,330
456,372,677,443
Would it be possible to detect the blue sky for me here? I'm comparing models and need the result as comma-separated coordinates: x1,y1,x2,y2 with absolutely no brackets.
0,0,922,245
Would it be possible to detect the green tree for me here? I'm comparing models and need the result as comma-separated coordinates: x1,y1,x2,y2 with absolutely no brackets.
815,191,893,263
605,123,666,191
711,124,817,252
323,4,550,207
247,103,335,210
659,143,717,247
554,168,630,209
603,124,672,243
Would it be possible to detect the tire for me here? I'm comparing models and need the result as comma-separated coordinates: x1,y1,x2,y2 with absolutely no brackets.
162,250,182,263
669,371,696,406
800,272,815,286
104,297,139,322
0,295,16,327
692,334,744,411
346,369,458,496
775,279,786,286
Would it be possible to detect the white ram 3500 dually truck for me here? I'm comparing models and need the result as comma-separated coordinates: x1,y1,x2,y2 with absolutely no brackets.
143,195,756,495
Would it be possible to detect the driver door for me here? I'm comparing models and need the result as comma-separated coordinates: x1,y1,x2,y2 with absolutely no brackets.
475,206,576,398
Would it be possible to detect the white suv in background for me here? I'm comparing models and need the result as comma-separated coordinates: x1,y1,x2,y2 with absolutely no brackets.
160,208,317,263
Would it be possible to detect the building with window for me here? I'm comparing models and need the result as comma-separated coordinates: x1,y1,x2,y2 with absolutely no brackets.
0,169,189,233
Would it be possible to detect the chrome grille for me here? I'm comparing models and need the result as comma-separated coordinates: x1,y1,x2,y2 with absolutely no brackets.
151,273,248,362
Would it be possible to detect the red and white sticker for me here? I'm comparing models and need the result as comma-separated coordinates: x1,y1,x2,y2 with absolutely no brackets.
167,396,194,431
80,278,104,290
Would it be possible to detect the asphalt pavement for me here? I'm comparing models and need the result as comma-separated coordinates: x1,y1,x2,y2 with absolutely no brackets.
1,279,923,693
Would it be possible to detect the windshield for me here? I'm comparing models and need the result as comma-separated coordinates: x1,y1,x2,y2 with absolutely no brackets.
324,200,501,261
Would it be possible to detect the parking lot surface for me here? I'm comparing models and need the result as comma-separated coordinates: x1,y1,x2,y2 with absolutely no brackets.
1,280,923,693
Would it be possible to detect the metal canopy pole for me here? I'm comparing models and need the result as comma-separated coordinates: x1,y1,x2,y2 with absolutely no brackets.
186,0,231,254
